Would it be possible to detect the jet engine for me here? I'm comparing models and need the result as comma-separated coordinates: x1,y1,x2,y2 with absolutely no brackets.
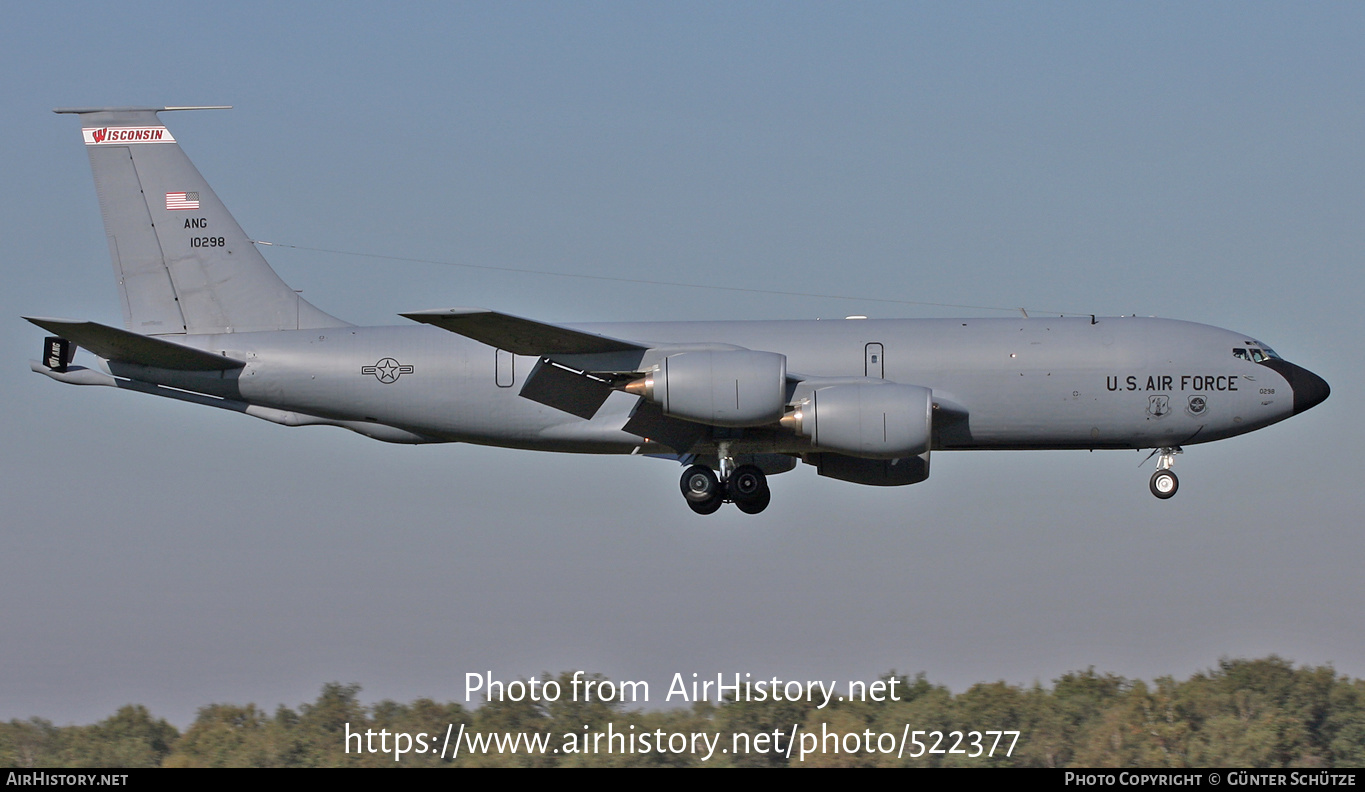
781,383,932,459
626,350,787,427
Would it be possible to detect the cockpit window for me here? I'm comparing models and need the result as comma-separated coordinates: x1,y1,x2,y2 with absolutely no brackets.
1235,346,1281,362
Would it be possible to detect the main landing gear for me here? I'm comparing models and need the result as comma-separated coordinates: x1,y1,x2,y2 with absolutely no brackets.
680,462,771,515
1148,446,1181,499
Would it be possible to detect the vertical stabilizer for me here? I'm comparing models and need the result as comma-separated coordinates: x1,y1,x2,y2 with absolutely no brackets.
56,107,349,334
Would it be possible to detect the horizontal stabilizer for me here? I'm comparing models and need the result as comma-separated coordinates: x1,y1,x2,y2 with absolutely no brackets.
24,317,244,371
54,106,232,114
401,308,647,356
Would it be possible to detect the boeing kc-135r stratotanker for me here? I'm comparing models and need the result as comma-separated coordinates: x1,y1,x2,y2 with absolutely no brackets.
28,107,1330,515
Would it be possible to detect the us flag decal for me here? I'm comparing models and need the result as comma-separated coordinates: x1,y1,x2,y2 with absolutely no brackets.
165,192,201,210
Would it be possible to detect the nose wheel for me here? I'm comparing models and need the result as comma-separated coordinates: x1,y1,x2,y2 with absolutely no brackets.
1147,446,1181,499
679,462,770,515
1150,469,1178,499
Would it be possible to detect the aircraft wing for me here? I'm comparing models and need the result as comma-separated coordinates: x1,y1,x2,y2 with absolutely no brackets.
400,308,647,355
403,308,714,448
24,317,244,371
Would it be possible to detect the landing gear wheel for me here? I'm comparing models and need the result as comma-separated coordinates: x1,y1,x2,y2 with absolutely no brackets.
681,465,725,515
729,464,766,499
735,487,771,515
729,464,771,515
1150,469,1179,499
688,494,725,515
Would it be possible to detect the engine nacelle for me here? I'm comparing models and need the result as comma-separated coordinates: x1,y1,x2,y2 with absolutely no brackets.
783,383,932,459
628,350,787,427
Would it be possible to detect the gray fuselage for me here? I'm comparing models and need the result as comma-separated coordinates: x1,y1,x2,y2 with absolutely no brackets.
118,315,1313,457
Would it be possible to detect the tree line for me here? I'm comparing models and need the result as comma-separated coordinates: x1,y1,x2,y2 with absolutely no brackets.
3,656,1362,767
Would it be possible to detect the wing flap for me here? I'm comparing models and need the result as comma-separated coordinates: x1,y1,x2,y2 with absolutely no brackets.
401,308,647,356
518,358,617,419
24,317,244,371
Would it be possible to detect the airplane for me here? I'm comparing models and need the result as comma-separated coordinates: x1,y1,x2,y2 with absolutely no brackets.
28,107,1330,515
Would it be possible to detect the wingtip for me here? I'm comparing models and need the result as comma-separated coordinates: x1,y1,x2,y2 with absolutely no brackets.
23,315,81,330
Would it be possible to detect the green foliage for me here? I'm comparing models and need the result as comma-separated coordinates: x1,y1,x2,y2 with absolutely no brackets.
0,718,60,767
0,706,177,768
162,704,270,767
9,658,1365,768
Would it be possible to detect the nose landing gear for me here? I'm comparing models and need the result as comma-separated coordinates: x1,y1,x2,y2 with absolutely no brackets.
1150,468,1179,499
1148,446,1181,499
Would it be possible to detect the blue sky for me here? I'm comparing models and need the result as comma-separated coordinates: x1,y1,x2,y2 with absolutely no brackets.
1,2,1361,727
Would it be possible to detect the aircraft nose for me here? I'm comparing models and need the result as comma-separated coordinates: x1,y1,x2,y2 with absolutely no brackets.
1286,362,1330,415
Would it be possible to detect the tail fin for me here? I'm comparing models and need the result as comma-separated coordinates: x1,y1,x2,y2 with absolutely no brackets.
55,107,348,335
